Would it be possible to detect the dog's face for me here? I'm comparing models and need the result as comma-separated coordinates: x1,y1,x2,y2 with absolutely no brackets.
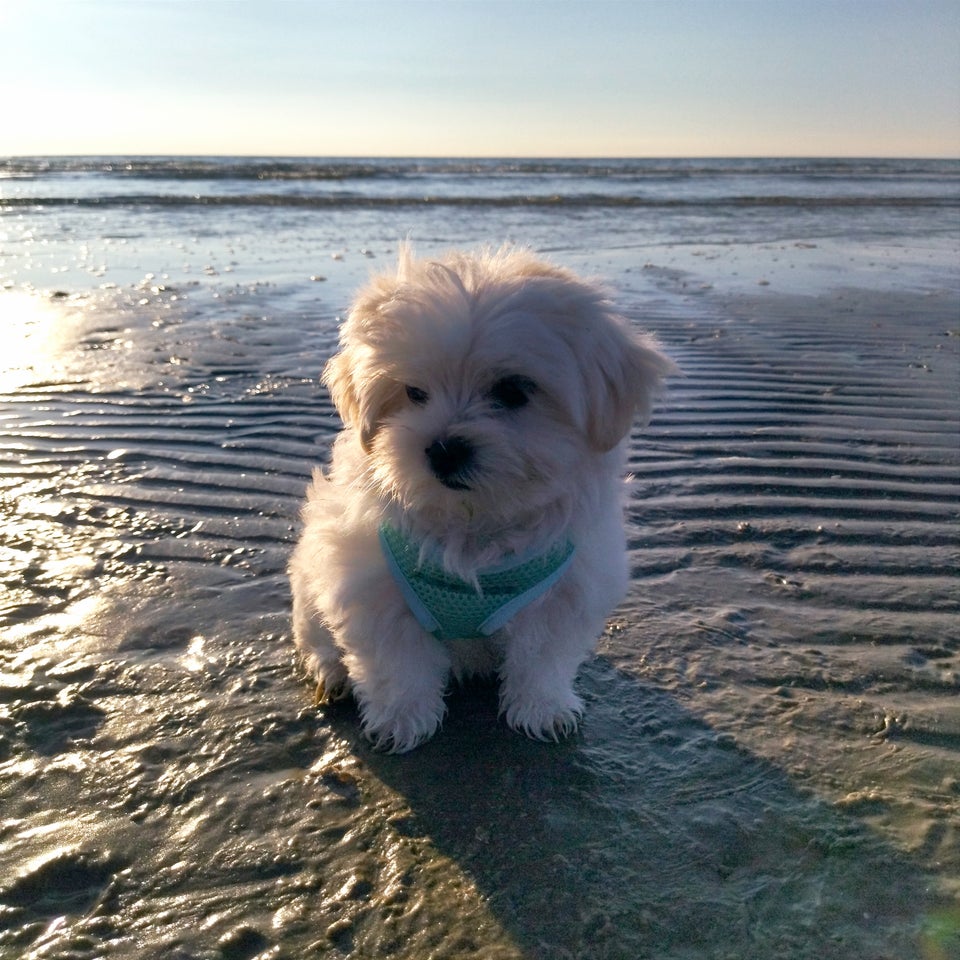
323,247,675,529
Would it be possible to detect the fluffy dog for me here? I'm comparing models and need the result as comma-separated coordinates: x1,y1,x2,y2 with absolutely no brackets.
289,246,676,752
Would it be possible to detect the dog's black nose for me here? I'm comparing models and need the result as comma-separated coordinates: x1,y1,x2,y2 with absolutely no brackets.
425,436,475,489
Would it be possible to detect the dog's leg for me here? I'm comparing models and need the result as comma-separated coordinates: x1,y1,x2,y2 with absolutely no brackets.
498,607,599,741
291,569,351,703
334,591,451,753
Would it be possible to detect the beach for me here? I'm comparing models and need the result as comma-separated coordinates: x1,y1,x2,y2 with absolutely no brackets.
0,157,958,959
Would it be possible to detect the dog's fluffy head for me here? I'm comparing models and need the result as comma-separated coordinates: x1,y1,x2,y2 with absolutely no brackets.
324,245,676,531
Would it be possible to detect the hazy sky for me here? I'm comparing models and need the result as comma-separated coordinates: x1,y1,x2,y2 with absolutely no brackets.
2,0,958,158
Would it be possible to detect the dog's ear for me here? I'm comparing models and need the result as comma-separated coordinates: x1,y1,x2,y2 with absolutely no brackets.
322,255,416,452
522,267,677,452
505,260,677,452
322,348,362,442
322,345,404,453
581,322,678,452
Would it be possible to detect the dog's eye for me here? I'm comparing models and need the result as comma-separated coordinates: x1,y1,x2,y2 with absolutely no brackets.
405,385,429,406
488,376,535,411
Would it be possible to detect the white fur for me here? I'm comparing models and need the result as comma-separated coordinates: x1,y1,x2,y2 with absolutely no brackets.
289,246,677,752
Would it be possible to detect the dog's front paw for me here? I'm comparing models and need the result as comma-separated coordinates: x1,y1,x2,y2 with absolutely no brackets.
357,691,447,754
314,667,351,706
500,685,583,743
301,655,351,706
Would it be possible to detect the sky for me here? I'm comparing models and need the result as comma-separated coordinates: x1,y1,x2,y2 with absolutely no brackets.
1,0,958,158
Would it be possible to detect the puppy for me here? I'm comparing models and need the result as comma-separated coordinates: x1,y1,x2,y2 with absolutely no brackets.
289,246,676,752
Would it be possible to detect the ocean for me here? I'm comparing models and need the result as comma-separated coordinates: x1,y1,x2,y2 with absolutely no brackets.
1,156,958,959
2,156,958,290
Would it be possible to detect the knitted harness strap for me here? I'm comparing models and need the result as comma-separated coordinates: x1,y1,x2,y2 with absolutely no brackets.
379,523,575,641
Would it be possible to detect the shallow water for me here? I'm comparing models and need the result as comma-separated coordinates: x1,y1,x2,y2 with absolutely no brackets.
1,159,959,958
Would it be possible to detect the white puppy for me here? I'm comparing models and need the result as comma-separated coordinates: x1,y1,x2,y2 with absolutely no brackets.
289,246,676,752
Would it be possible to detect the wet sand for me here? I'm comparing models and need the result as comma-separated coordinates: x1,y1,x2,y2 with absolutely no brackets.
0,260,958,958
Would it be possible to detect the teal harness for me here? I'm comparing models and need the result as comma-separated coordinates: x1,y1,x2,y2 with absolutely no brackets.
379,524,575,641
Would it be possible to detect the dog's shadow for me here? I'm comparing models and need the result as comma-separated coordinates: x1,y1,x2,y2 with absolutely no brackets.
347,657,939,959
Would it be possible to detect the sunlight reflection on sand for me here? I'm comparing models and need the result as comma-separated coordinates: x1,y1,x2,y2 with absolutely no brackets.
0,292,113,652
0,291,75,392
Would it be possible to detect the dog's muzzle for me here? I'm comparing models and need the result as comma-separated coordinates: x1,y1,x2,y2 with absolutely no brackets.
425,436,475,490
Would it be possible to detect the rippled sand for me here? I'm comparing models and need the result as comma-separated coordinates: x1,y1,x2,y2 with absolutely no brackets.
0,253,957,958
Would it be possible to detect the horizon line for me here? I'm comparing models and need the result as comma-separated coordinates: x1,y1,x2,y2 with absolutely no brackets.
4,152,959,162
